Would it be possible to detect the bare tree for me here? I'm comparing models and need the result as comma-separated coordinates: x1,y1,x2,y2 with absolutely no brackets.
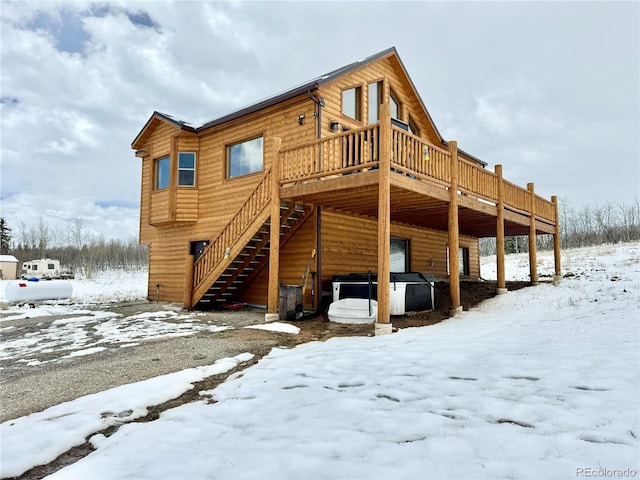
36,217,50,258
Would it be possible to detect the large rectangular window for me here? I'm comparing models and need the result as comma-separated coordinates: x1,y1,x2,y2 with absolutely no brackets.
408,116,420,136
178,152,196,186
228,136,263,178
368,81,382,124
342,86,361,121
390,237,410,272
154,155,170,189
390,89,401,120
459,247,470,276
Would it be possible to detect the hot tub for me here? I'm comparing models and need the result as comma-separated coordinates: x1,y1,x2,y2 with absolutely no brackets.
331,272,435,315
328,298,377,324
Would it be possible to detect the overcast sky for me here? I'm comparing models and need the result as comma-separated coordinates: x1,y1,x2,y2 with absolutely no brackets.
1,1,638,242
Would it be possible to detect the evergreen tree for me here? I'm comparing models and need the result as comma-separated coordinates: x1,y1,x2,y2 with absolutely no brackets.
0,217,11,254
504,236,518,254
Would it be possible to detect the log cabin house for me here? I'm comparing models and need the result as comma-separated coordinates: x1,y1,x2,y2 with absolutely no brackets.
131,47,561,334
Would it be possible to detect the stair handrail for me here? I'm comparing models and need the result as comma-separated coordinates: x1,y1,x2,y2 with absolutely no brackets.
193,167,273,292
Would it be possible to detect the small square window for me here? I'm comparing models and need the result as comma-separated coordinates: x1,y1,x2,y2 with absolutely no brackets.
178,152,196,186
155,156,170,189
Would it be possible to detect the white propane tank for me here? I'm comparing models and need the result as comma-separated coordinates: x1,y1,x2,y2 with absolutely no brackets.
4,280,73,302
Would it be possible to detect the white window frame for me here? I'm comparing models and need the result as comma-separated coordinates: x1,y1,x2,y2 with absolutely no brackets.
178,152,196,187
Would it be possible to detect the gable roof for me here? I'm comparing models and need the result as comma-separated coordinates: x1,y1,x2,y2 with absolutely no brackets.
131,47,487,166
131,111,195,150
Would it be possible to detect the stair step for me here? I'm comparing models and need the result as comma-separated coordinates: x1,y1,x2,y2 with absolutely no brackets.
193,200,312,308
239,250,267,255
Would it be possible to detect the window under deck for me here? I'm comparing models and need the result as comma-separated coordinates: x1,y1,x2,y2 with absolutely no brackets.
278,122,557,238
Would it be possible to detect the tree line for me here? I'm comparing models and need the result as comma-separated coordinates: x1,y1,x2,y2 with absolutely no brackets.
0,218,148,277
1,197,638,272
479,197,640,256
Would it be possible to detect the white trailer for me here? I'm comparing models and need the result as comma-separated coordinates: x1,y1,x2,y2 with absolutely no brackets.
21,258,61,279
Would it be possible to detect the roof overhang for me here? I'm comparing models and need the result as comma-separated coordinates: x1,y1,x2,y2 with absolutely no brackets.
131,48,490,168
131,111,196,150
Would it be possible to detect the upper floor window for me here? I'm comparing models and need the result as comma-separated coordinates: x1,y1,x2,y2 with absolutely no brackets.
368,81,382,124
342,86,361,121
390,89,402,120
228,136,263,178
408,116,420,136
155,155,170,190
178,152,196,186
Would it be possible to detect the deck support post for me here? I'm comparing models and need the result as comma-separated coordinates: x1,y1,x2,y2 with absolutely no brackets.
375,103,392,334
552,195,562,285
495,165,507,294
266,137,282,322
528,182,538,285
183,254,194,310
448,141,462,314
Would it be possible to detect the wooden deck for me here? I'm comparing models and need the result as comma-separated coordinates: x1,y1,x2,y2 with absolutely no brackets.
186,107,560,321
278,121,557,238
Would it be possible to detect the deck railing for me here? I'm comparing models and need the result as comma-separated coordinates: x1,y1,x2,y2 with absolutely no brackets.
281,124,380,182
280,120,556,224
193,167,272,292
535,195,555,222
390,127,452,187
503,179,531,214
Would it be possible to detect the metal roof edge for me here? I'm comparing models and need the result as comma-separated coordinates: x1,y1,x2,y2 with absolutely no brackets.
443,142,489,167
388,50,446,145
131,111,195,149
195,47,399,132
196,82,320,132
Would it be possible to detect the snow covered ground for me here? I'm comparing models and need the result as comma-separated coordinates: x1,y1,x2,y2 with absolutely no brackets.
0,270,236,368
1,243,639,479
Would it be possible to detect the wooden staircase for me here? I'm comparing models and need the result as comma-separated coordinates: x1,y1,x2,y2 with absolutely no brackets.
189,168,312,309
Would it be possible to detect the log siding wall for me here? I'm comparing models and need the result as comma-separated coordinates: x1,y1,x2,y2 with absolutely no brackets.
321,209,480,283
241,209,479,309
139,96,318,301
318,56,442,147
133,51,545,305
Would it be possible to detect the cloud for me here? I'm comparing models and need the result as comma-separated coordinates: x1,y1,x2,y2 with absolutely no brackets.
1,191,140,244
1,1,638,243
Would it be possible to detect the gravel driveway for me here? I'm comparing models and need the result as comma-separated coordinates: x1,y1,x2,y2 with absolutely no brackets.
1,282,514,423
0,301,338,422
